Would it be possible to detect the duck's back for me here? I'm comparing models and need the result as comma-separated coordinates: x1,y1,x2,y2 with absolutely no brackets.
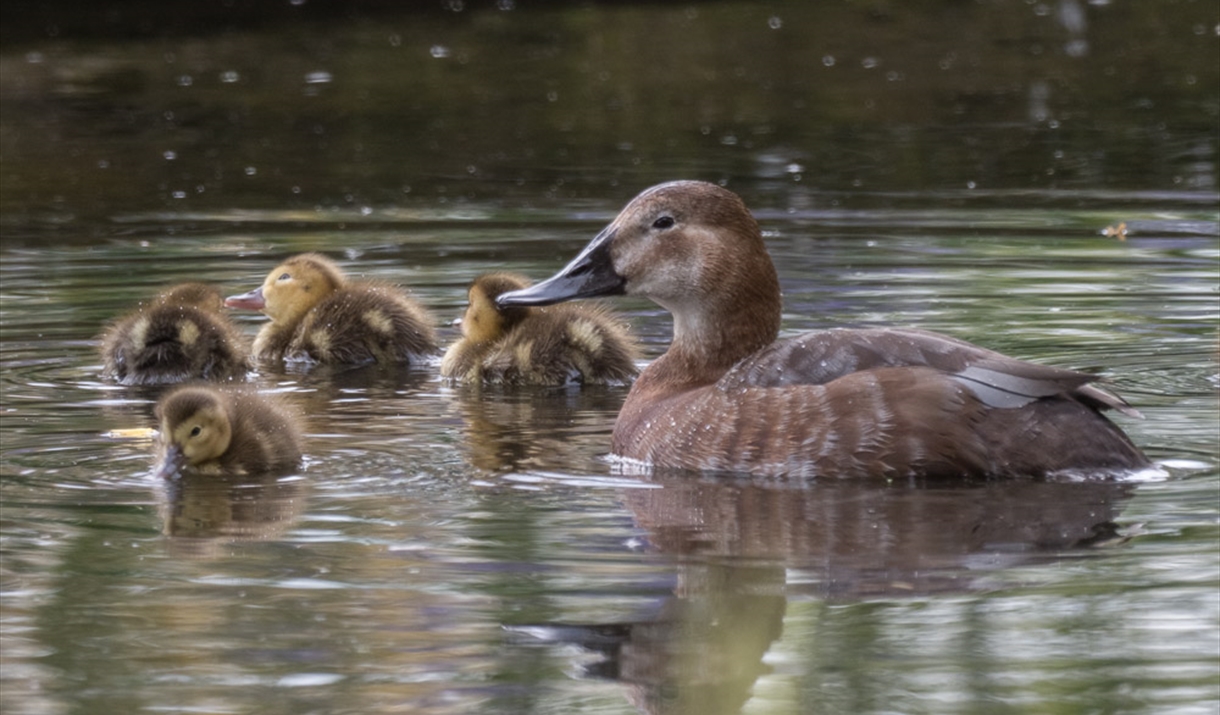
102,303,248,385
615,328,1147,478
223,391,302,474
288,284,437,364
479,304,639,385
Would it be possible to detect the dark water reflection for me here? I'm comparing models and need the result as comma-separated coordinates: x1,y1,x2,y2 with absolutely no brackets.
2,2,1218,715
519,477,1135,715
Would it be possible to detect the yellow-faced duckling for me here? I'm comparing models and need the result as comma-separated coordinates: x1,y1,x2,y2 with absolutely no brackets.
100,283,249,385
441,272,639,386
153,384,302,479
224,252,438,365
496,181,1149,479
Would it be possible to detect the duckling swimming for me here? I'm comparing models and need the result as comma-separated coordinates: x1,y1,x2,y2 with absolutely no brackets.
497,181,1149,479
100,283,249,385
224,252,438,365
153,384,302,479
441,272,639,386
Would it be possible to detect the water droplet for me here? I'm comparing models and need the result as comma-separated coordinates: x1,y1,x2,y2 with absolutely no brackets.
244,166,257,176
430,45,451,59
304,71,332,84
220,70,240,83
822,55,835,67
163,151,177,161
768,16,782,29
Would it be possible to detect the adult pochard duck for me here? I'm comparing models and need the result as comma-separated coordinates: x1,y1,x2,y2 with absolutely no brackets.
496,180,1148,479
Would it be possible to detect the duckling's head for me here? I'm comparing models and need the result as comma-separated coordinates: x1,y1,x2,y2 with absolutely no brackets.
155,283,226,313
154,385,234,479
458,273,532,344
225,253,346,325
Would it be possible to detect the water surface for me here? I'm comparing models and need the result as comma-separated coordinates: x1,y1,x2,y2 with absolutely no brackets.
2,3,1218,714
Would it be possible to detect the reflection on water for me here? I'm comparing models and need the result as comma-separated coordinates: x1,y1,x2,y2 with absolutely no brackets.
159,473,309,554
445,384,628,474
515,476,1135,714
1,2,1217,714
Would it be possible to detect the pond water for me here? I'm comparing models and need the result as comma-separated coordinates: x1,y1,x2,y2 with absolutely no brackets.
2,3,1218,715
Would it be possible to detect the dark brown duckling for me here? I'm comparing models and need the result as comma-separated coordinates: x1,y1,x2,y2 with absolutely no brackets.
441,272,640,386
100,283,249,385
224,252,437,365
153,384,302,479
496,180,1150,479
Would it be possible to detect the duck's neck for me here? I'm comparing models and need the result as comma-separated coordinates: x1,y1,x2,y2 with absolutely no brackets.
635,263,782,396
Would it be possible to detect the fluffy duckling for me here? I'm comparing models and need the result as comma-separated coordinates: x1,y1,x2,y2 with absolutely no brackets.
100,283,249,385
441,272,639,386
153,384,302,479
497,181,1149,479
225,252,438,365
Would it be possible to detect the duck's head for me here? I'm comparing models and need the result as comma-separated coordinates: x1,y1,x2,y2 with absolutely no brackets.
457,273,533,344
225,253,345,325
497,181,780,353
153,385,234,479
155,283,225,312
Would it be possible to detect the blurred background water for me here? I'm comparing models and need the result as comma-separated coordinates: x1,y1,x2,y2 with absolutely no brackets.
1,2,1217,714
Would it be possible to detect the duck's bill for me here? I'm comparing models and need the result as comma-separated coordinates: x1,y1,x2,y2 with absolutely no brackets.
497,227,625,308
224,287,265,311
153,444,187,480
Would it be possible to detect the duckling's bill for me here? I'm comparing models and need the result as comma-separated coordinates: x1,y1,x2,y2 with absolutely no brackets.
153,443,188,480
224,287,266,311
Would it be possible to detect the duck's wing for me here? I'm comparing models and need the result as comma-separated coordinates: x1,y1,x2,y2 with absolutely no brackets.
724,328,1140,416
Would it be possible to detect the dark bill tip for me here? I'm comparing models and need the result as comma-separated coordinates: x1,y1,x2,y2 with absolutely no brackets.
496,227,624,308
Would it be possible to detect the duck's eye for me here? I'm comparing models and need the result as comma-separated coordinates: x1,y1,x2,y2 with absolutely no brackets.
278,272,291,281
189,425,202,437
652,215,675,230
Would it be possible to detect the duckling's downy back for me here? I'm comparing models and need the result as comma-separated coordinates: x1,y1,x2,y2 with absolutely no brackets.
442,272,638,386
100,283,249,385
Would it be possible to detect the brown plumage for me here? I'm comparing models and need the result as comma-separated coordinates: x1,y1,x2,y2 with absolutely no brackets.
153,384,302,479
496,180,1149,479
441,272,639,386
224,252,438,365
99,283,249,385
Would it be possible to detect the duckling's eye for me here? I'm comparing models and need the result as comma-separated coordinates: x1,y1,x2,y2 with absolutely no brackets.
277,272,292,282
652,215,675,230
189,425,202,437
